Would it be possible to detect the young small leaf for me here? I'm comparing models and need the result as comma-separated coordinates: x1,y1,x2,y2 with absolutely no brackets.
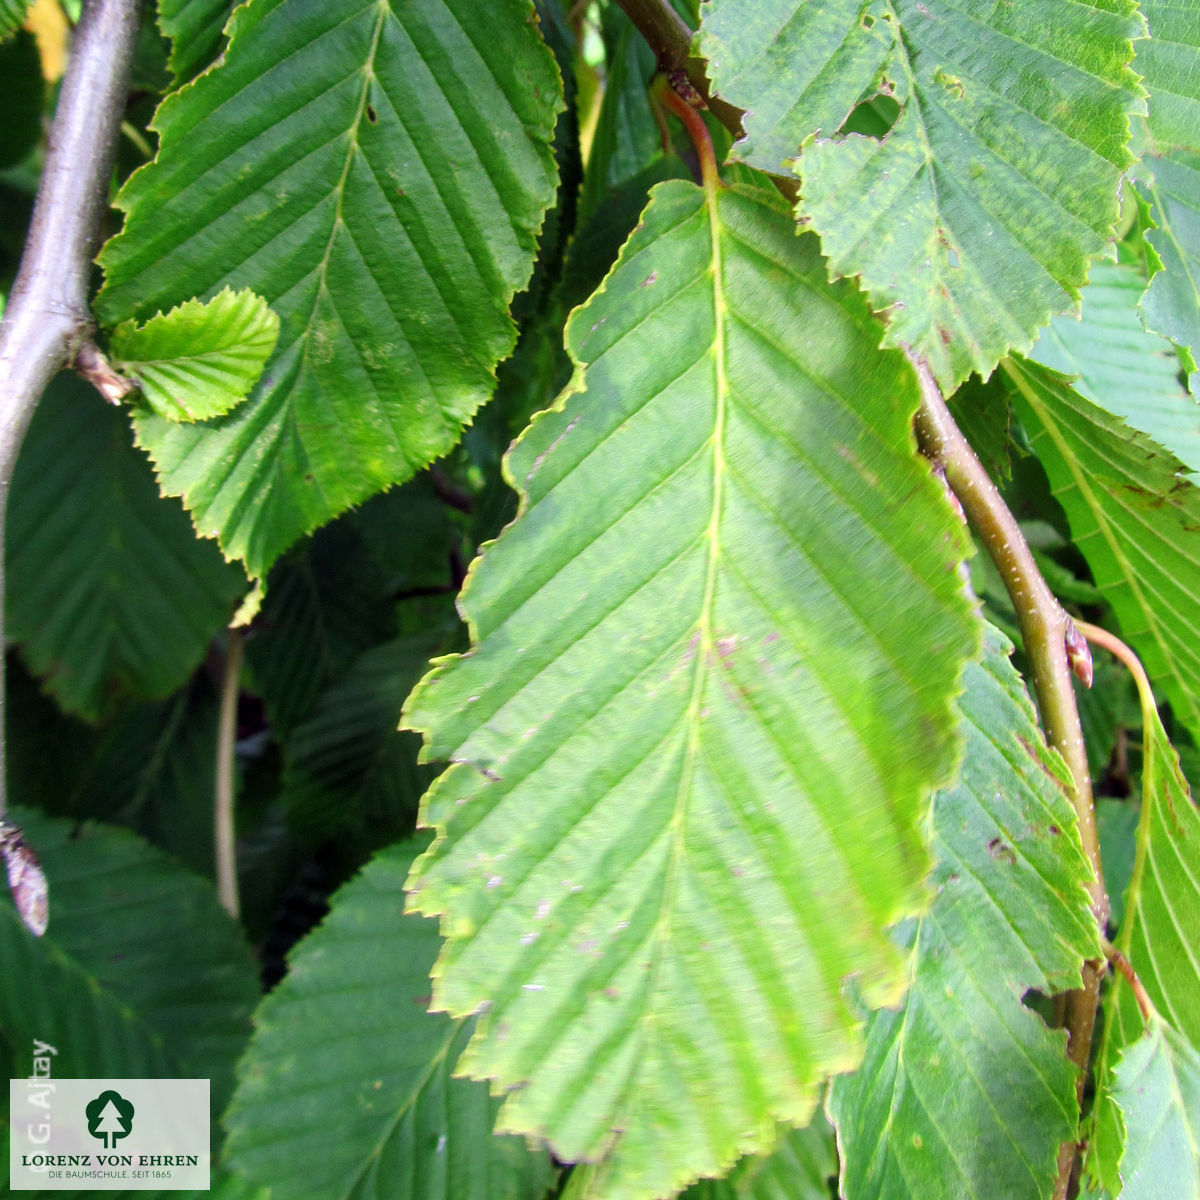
108,287,280,423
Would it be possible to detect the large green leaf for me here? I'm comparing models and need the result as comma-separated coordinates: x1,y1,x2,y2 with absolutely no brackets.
830,624,1099,1200
1028,260,1200,475
1138,152,1200,389
225,836,556,1200
1005,358,1200,746
699,0,1145,389
1112,1017,1200,1200
1137,0,1200,153
404,176,978,1200
5,374,247,721
96,0,562,576
0,808,259,1112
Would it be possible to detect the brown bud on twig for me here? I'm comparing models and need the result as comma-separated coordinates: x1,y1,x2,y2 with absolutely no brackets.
1064,618,1093,688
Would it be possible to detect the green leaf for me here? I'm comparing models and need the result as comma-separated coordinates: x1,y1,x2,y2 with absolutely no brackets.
1086,650,1200,1193
1139,152,1200,387
225,836,556,1200
830,623,1100,1200
158,0,234,82
0,0,31,41
245,480,459,736
1005,357,1200,747
0,31,42,167
96,0,563,576
1028,260,1200,476
675,1116,838,1200
5,374,248,722
405,177,979,1199
108,287,280,423
1136,0,1200,153
280,637,443,846
0,808,259,1112
699,0,1146,389
1112,1017,1200,1200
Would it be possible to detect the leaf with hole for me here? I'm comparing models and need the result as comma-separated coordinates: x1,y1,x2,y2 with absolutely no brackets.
699,0,1145,389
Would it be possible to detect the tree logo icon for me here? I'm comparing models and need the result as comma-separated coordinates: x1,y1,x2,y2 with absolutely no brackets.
85,1090,135,1149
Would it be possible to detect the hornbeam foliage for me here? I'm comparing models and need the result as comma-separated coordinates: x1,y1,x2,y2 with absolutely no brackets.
404,175,977,1198
3,1,1200,1199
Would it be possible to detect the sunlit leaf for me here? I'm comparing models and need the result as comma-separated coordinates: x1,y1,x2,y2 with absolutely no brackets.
699,0,1145,389
405,176,978,1199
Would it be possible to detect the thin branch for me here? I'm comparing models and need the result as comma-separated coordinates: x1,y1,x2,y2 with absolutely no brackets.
611,0,747,156
215,628,244,920
0,0,143,814
908,352,1107,1200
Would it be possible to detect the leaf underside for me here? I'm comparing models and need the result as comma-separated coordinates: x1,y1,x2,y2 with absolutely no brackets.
97,0,562,577
699,0,1145,390
1112,1018,1200,1200
1088,696,1200,1193
1028,259,1200,475
1136,0,1200,154
1005,358,1200,749
831,624,1100,1200
405,177,978,1200
1139,151,1200,387
224,836,555,1200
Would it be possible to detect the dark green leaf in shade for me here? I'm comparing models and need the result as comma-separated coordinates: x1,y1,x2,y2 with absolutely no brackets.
108,287,280,423
699,0,1146,390
1005,358,1200,748
1136,0,1200,154
830,624,1100,1200
0,809,259,1114
404,177,979,1200
280,637,445,847
1138,152,1200,390
1111,1017,1200,1200
244,480,459,737
0,31,42,167
1029,260,1200,477
5,374,247,722
96,0,563,577
224,836,556,1200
